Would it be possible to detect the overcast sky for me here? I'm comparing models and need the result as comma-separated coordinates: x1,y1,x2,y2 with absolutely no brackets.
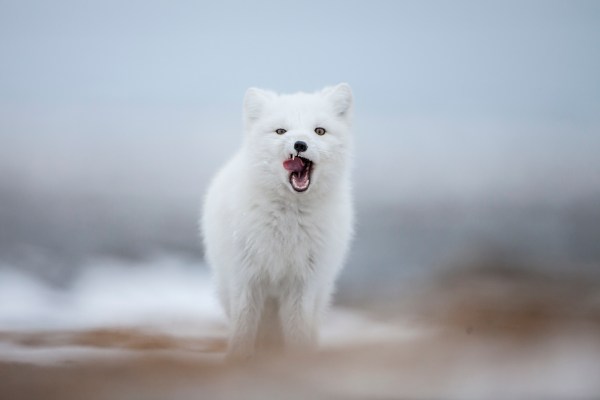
1,0,599,204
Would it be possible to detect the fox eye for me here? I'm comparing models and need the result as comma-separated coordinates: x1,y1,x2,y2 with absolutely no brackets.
314,127,326,136
275,128,287,135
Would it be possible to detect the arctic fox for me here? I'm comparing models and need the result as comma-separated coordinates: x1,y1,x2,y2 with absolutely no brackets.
202,83,354,360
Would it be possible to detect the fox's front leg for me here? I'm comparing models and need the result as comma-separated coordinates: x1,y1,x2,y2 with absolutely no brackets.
226,282,265,361
279,283,319,353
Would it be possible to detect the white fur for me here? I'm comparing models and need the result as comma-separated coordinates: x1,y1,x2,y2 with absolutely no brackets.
201,83,354,359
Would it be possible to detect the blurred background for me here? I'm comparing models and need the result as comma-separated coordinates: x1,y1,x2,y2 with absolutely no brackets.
2,0,599,295
1,1,600,398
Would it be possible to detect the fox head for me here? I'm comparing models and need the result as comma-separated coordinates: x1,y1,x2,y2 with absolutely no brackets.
241,83,353,196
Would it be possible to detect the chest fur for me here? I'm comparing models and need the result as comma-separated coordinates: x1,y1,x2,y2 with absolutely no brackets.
235,201,326,281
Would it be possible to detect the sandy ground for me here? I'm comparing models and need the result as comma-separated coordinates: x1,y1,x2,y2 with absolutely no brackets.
2,267,600,400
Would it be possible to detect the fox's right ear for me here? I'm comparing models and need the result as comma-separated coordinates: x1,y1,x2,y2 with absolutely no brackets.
244,87,276,126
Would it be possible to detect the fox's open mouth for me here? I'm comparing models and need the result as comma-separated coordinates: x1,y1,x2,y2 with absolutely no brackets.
283,154,313,192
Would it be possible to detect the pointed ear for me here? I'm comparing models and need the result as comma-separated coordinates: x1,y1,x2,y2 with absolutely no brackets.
322,83,353,118
244,87,276,125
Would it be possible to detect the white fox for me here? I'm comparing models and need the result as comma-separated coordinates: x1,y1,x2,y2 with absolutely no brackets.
202,84,354,360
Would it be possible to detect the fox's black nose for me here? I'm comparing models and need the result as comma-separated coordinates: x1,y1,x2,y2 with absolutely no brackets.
294,141,308,153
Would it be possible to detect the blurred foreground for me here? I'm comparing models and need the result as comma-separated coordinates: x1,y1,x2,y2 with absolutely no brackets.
1,259,599,400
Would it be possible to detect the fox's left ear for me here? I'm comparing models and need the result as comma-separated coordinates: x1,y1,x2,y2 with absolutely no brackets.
322,83,353,119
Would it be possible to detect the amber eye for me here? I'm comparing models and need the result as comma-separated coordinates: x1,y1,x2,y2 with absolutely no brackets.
314,127,326,136
275,128,287,135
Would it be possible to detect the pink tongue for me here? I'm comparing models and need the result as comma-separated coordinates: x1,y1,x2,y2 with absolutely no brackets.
283,157,304,173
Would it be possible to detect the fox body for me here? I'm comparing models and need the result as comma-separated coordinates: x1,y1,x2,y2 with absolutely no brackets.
202,84,354,359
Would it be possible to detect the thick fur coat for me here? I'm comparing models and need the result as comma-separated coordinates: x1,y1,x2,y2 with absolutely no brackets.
202,83,354,359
